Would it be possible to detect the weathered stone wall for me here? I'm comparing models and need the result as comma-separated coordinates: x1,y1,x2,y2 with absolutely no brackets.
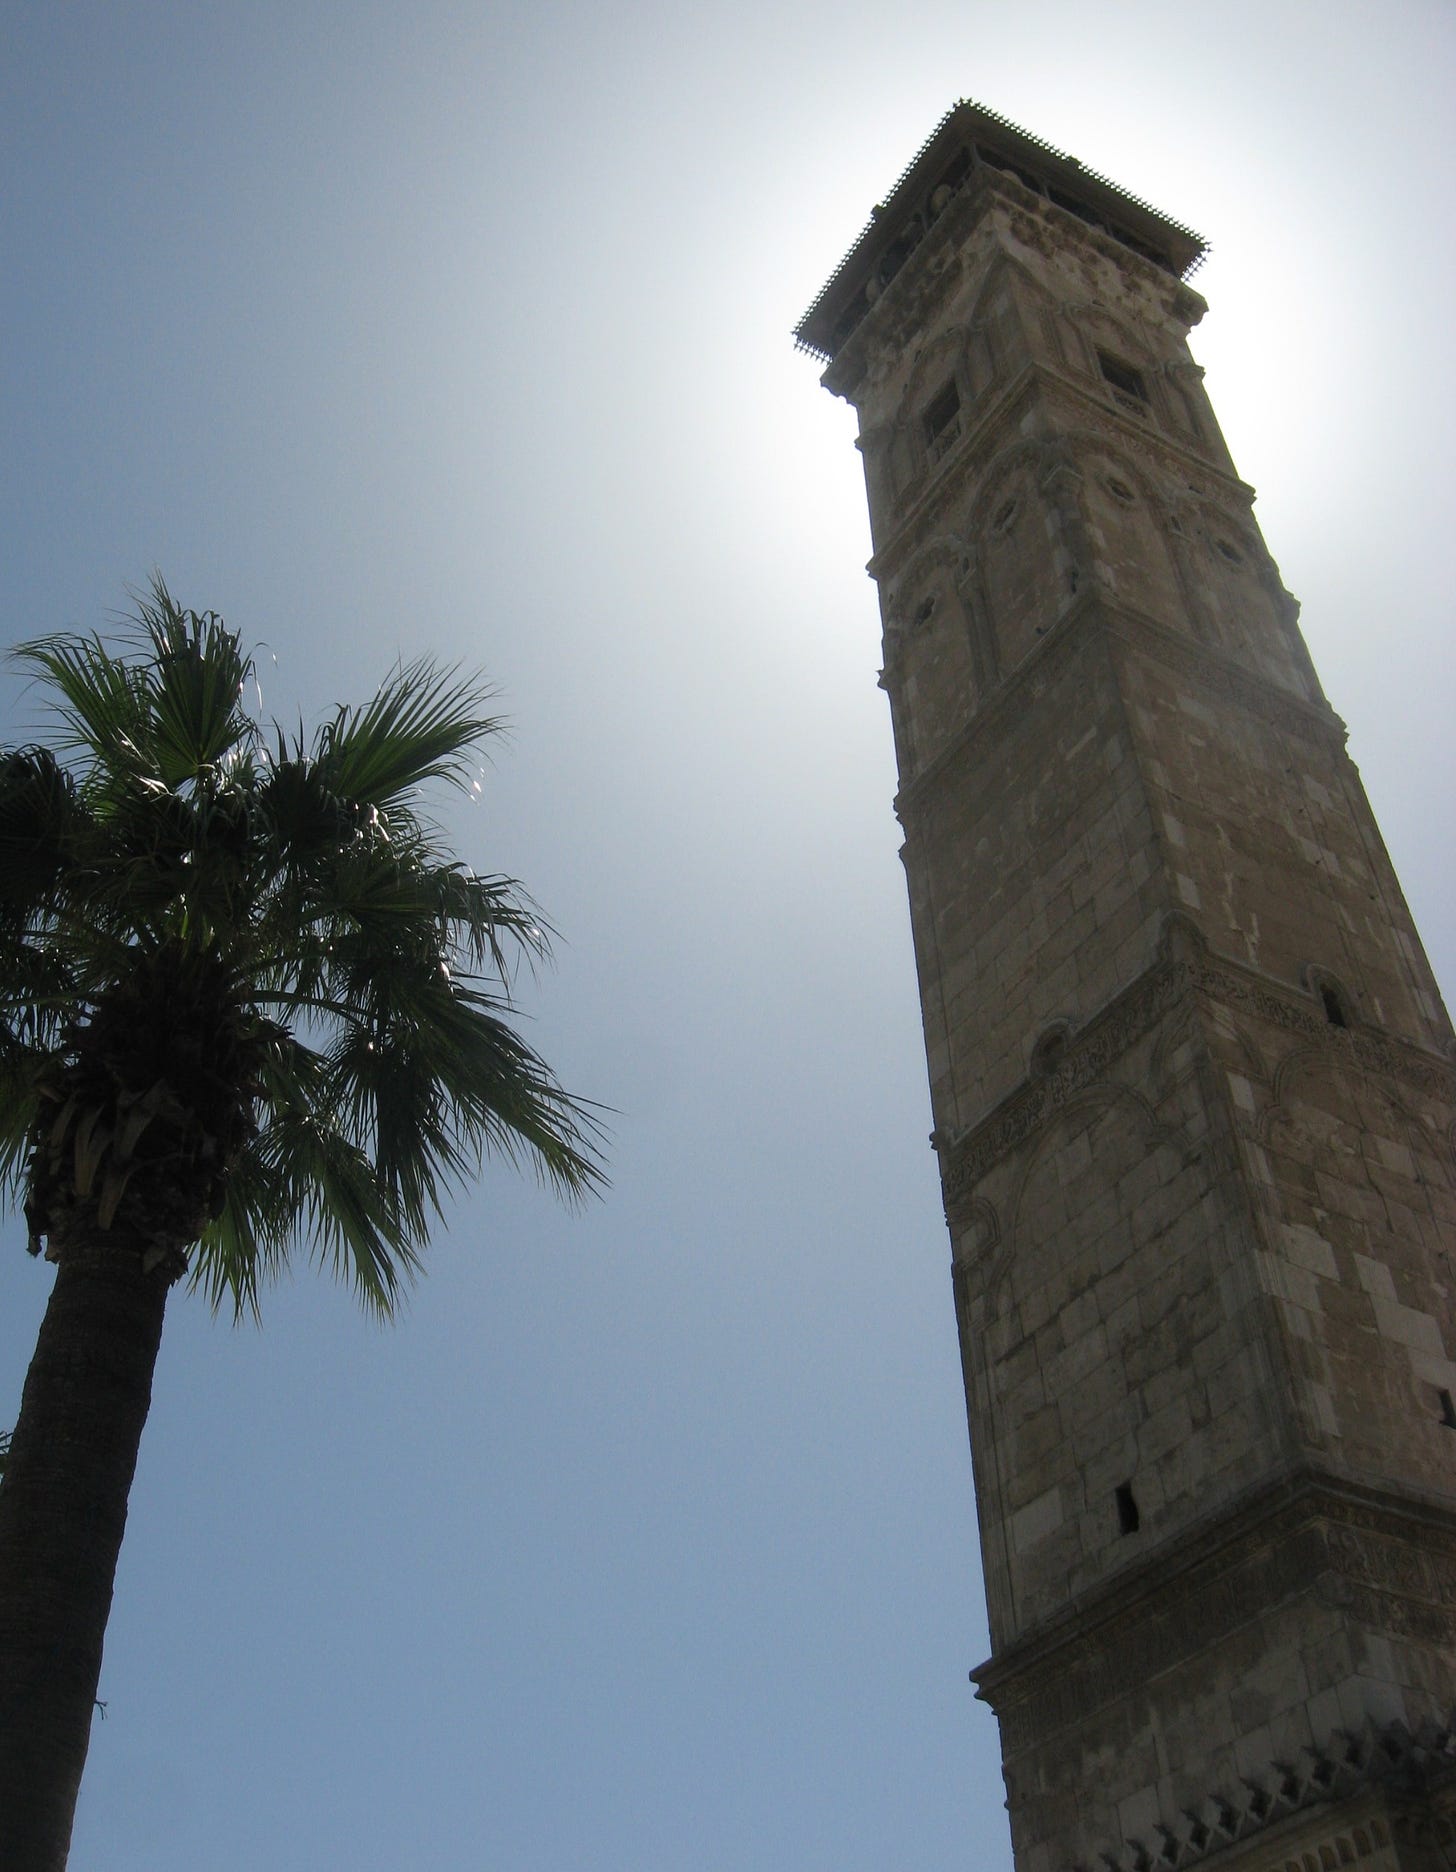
1114,625,1448,1046
949,974,1276,1649
900,614,1168,1140
949,934,1456,1870
1209,982,1456,1512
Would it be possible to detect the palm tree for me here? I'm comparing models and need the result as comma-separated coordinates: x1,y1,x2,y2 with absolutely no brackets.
0,581,603,1871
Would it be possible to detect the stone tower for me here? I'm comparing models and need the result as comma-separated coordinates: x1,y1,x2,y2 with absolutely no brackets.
797,104,1456,1871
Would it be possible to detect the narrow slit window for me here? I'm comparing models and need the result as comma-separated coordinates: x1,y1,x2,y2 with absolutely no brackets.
1320,984,1348,1029
1440,1389,1456,1430
1115,1482,1140,1535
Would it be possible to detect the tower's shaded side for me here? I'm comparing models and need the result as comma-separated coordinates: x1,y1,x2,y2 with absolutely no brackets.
799,104,1456,1872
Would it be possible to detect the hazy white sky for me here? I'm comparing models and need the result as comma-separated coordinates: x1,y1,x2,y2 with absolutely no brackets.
3,4,1453,1868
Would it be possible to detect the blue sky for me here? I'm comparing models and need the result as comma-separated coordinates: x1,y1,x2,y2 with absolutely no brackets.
3,4,1453,1868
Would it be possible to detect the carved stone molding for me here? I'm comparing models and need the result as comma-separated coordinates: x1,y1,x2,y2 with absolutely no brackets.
867,357,1250,584
1183,952,1456,1105
1105,607,1339,748
980,1478,1456,1737
1060,1720,1456,1872
892,574,1341,833
867,366,1043,582
945,971,1172,1211
939,933,1456,1213
984,1493,1325,1751
1321,1506,1456,1657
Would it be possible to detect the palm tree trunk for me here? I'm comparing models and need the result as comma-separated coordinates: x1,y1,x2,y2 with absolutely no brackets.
0,1238,172,1872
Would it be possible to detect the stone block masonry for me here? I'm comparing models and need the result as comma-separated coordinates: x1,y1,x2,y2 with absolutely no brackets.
799,102,1456,1870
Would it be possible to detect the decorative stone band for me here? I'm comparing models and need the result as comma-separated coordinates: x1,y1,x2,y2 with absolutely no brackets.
868,367,1257,593
895,582,1344,832
988,1481,1392,1732
1057,1709,1456,1872
937,919,1456,1219
1104,603,1340,751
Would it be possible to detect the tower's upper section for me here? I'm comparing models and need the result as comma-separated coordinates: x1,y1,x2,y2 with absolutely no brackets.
795,101,1207,369
793,102,1456,1080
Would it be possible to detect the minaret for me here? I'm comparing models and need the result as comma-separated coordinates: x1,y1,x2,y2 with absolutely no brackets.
798,104,1456,1871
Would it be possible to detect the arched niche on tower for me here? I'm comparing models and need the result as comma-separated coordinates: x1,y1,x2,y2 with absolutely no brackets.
967,441,1070,677
1162,358,1211,450
940,246,1071,381
959,252,1033,385
962,259,1029,387
883,537,980,775
1187,504,1313,696
1262,1050,1451,1204
1078,448,1184,625
965,317,998,403
998,255,1072,373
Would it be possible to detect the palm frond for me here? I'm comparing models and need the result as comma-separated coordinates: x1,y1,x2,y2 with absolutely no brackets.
130,580,257,788
0,747,84,921
363,966,605,1199
11,633,157,788
281,1109,419,1314
313,659,502,807
432,864,553,979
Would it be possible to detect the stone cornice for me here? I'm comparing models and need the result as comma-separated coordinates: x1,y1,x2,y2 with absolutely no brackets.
975,1469,1456,1728
810,119,1204,383
1102,603,1343,746
938,922,1456,1215
978,1478,1456,1872
1032,365,1249,502
891,585,1105,821
818,168,995,396
894,592,1343,834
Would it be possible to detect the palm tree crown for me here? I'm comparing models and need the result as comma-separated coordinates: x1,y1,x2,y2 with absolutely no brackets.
0,578,602,1311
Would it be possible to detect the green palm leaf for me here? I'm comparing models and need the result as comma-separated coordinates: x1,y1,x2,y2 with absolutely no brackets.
2,576,605,1314
313,658,503,807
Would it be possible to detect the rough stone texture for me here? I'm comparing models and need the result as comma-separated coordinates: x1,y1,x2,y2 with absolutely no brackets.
804,104,1456,1871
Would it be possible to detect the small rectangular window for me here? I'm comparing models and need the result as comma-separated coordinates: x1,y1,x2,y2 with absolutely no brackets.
1098,352,1149,410
924,379,961,460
